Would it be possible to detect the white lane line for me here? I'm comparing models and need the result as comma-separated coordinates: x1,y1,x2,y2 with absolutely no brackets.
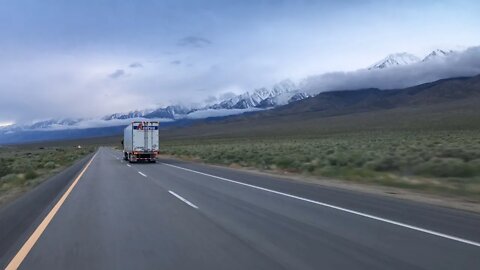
127,164,131,167
138,171,147,177
162,162,480,248
168,190,199,209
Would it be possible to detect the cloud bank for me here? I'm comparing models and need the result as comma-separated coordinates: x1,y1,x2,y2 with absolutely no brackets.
302,46,480,93
185,108,263,119
29,117,173,131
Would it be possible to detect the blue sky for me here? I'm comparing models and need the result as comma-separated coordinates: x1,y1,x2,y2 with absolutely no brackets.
0,0,479,124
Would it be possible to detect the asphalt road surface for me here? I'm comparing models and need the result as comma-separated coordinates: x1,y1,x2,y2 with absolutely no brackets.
1,147,480,269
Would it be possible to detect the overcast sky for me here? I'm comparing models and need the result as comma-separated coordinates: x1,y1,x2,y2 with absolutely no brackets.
0,0,479,125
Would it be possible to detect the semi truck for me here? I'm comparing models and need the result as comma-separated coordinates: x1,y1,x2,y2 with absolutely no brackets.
123,121,159,163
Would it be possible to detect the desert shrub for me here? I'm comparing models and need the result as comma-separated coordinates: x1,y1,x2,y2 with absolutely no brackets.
0,158,11,178
25,170,38,180
369,156,400,171
327,152,351,167
437,148,479,162
468,159,480,173
415,158,475,177
275,157,295,169
161,130,480,198
10,161,34,174
43,161,56,169
0,174,24,186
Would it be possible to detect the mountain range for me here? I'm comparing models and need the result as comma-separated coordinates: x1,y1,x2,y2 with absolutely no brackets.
2,79,309,133
0,47,476,144
368,49,454,70
161,75,480,140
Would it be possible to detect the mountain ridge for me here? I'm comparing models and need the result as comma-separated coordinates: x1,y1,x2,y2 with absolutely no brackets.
3,79,309,132
1,74,479,145
0,46,476,138
368,49,455,70
159,74,480,140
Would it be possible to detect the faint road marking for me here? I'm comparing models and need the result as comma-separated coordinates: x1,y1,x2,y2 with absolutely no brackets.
168,190,198,209
138,171,147,177
162,162,480,248
127,164,131,167
6,153,98,270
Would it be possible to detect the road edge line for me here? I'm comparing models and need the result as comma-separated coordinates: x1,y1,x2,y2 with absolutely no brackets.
5,152,98,270
162,162,480,248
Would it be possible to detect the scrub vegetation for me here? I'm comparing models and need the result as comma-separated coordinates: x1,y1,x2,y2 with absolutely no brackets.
0,144,95,206
161,130,480,200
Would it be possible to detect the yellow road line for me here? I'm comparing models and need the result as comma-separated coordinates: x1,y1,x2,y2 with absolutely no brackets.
5,152,97,270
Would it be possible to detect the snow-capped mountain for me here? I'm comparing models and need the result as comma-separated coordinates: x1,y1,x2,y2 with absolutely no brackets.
1,47,470,136
368,53,421,70
422,49,454,62
144,105,196,119
28,118,82,129
257,92,311,108
0,80,310,132
368,49,455,70
102,109,154,120
210,80,303,110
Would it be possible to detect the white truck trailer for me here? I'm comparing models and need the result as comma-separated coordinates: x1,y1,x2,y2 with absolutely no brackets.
123,121,159,163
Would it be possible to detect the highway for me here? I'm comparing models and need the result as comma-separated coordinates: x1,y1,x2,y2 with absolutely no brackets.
1,147,480,269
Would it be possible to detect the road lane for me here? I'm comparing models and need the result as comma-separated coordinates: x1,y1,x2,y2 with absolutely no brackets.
130,151,480,269
149,151,480,243
14,148,283,270
161,161,480,246
4,147,480,269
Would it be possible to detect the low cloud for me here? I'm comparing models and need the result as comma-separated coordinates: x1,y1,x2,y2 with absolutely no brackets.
109,69,126,79
185,108,263,119
177,36,212,48
129,62,143,68
170,60,182,65
204,95,217,104
219,92,236,100
302,46,480,93
30,117,173,131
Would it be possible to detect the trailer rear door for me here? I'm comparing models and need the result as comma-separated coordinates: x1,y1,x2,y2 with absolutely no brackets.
132,121,159,152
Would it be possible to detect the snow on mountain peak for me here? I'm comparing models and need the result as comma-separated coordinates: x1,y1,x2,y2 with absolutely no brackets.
271,79,297,94
102,109,154,120
422,49,454,62
208,79,304,110
368,52,420,70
